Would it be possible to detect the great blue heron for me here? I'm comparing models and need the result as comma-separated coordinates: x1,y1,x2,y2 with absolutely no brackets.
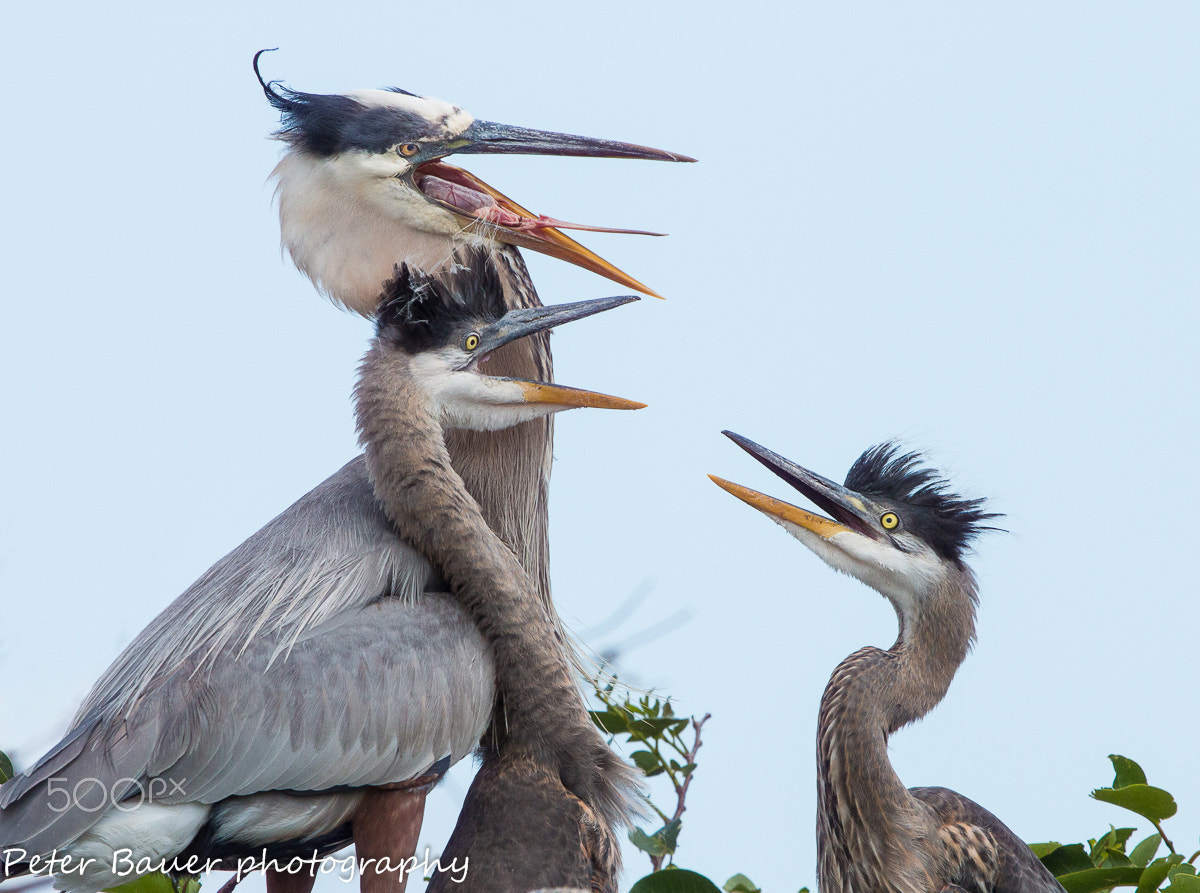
253,45,690,670
248,56,688,887
710,435,1065,893
359,264,642,893
0,250,642,893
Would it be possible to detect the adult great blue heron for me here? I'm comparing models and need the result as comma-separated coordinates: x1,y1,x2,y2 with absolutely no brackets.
0,251,642,893
710,436,1065,893
254,46,691,622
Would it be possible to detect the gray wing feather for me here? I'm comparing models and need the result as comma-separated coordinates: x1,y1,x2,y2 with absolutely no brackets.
911,786,1066,893
1,457,494,855
140,595,492,797
73,457,434,722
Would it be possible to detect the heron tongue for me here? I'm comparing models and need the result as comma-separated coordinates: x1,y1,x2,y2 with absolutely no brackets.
416,169,660,236
413,161,664,297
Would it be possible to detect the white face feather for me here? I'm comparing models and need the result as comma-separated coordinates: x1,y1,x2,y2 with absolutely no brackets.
773,516,946,620
273,152,471,314
272,92,479,315
343,89,474,138
409,351,568,431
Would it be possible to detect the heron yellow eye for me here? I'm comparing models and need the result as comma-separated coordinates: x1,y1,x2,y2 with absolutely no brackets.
464,333,480,351
398,143,420,157
881,512,900,530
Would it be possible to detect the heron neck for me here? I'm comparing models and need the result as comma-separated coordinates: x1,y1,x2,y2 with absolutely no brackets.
276,161,558,609
816,573,977,892
443,247,555,613
355,344,631,817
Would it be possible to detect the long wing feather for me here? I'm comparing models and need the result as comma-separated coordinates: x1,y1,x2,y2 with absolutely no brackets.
0,457,494,856
74,457,431,722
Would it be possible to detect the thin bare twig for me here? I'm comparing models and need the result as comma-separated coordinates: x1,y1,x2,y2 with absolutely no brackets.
213,874,243,893
649,712,711,872
672,714,711,824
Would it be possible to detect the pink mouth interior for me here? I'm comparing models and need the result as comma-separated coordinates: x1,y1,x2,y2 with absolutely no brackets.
415,163,528,228
414,162,662,237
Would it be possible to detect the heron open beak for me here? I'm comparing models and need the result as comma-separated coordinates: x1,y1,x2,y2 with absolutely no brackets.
475,295,646,410
711,432,881,541
413,122,694,299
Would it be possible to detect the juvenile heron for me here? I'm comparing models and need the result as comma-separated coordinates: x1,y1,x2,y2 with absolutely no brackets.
711,436,1064,893
0,251,642,893
359,266,641,893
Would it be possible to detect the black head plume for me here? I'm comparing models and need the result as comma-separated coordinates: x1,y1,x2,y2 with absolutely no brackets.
845,443,1002,565
376,247,505,352
253,49,429,156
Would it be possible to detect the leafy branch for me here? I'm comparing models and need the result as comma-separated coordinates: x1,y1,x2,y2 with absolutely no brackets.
589,687,806,893
590,681,709,870
1032,755,1198,893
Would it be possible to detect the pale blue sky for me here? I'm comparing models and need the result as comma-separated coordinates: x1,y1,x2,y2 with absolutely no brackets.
2,2,1198,890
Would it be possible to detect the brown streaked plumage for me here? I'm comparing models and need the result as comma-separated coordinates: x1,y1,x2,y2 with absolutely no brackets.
356,263,642,893
711,436,1064,893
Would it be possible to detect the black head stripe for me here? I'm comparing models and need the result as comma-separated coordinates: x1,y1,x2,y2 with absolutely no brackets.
376,247,505,351
254,51,431,156
845,443,1002,564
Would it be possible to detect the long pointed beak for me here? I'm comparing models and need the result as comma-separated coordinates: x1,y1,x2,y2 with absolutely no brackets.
478,295,640,353
708,475,851,539
518,382,645,411
421,163,669,297
414,122,694,298
455,120,696,163
715,432,881,540
477,295,646,410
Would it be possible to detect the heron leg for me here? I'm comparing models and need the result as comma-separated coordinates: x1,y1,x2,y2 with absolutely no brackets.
352,788,428,893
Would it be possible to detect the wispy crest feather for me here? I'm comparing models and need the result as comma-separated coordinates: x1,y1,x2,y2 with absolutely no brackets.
845,442,1002,563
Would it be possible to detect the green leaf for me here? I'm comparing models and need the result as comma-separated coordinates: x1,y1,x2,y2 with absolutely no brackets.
723,874,761,893
590,709,631,735
1092,785,1178,823
628,826,668,857
103,874,192,893
1136,856,1181,893
0,751,13,784
1092,827,1137,866
629,869,723,893
629,717,691,737
658,818,682,853
1029,842,1064,859
1130,834,1162,868
1101,851,1136,868
1110,755,1149,789
632,750,665,776
1164,874,1200,893
1041,844,1096,876
1056,866,1144,893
